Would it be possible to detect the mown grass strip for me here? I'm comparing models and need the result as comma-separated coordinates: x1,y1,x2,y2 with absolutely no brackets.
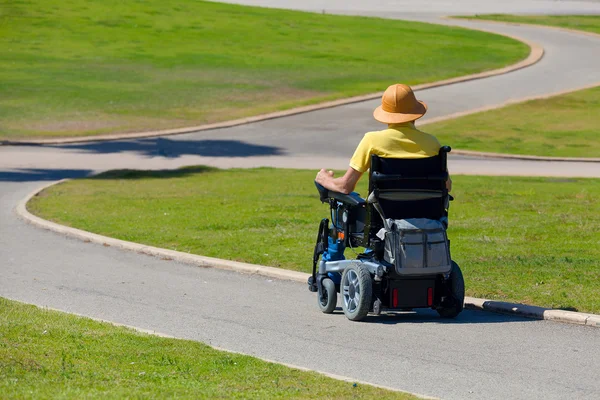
28,168,600,314
460,14,600,35
0,0,528,139
425,85,600,158
0,298,415,399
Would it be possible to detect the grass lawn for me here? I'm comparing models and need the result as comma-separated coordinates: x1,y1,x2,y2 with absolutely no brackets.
0,298,414,399
460,14,600,35
425,85,600,158
28,168,600,314
0,0,529,140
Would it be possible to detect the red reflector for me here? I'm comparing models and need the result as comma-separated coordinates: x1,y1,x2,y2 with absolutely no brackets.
392,288,398,308
427,287,433,306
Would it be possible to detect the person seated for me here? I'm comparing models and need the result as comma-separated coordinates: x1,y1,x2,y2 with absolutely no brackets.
315,83,452,264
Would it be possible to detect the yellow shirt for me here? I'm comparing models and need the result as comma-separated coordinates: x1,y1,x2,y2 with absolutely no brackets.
349,122,442,173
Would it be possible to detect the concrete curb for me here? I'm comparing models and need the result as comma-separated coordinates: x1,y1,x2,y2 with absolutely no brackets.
15,180,307,284
466,297,600,328
1,23,544,146
16,180,600,329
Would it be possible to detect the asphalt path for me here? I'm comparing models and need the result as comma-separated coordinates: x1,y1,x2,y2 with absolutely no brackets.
2,2,600,399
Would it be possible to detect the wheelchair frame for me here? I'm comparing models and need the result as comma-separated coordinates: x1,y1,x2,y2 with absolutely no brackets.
308,146,465,321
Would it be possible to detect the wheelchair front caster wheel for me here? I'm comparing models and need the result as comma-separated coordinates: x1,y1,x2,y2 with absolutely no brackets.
341,263,372,321
318,278,337,314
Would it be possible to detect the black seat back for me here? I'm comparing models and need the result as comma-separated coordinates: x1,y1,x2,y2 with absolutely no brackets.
364,146,450,244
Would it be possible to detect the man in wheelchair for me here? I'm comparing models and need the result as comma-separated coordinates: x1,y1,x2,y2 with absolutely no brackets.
309,83,464,321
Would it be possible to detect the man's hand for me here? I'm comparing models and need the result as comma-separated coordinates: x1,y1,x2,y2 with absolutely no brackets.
315,167,362,194
315,169,334,185
446,176,452,192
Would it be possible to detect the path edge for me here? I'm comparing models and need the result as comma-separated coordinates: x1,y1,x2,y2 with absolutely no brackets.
417,81,600,163
1,25,544,146
449,16,600,40
1,298,435,400
3,296,438,400
16,180,600,329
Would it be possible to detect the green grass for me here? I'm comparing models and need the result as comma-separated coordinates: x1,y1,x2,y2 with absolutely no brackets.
0,0,529,139
425,85,600,157
461,14,600,35
0,298,415,399
28,168,600,314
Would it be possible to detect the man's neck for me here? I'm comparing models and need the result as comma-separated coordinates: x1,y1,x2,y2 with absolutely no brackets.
388,122,415,129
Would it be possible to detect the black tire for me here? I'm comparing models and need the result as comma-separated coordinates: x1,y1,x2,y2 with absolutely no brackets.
437,261,465,318
318,278,337,314
341,263,372,321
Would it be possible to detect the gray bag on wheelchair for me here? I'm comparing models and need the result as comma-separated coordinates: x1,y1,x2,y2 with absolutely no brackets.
377,218,451,275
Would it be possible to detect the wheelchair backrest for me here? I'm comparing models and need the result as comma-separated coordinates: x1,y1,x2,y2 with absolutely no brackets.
365,146,450,241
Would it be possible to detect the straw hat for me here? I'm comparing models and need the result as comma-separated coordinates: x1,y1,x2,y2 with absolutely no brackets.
373,84,427,124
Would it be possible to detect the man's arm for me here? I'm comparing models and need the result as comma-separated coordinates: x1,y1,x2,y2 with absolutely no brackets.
315,167,363,194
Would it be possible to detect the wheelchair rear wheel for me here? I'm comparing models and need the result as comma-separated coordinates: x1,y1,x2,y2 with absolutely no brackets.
341,263,372,321
437,261,465,318
318,278,337,314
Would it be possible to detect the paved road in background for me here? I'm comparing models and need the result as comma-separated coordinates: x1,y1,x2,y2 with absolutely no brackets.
2,2,600,399
213,0,600,17
2,16,600,178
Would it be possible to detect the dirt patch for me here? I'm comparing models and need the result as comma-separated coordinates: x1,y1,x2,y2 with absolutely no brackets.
4,87,329,139
6,116,198,138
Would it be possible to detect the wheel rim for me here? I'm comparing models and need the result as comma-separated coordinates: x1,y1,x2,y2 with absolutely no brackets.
342,269,360,313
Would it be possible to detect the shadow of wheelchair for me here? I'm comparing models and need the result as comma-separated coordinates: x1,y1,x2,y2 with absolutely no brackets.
326,306,535,325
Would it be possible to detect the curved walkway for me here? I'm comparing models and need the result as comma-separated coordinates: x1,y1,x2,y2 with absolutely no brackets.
2,18,600,178
2,4,600,400
2,24,544,146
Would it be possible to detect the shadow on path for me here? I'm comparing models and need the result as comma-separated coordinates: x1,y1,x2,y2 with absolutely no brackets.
0,168,94,182
52,138,285,158
0,166,224,182
327,307,536,325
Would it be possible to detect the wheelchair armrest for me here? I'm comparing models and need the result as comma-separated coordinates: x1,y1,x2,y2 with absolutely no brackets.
330,191,366,206
314,181,365,206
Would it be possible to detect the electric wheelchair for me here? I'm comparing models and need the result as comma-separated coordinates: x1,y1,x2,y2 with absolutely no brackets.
308,146,465,321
